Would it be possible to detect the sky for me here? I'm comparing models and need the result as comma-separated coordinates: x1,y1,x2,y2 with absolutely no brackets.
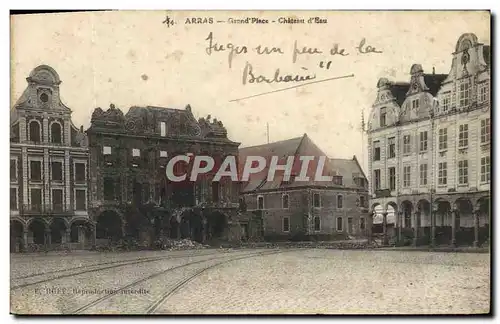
10,11,490,173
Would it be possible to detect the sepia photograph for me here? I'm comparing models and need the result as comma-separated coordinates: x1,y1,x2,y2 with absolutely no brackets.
8,9,491,315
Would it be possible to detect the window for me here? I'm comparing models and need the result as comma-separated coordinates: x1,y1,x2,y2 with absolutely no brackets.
388,167,396,191
481,119,490,143
458,160,468,185
212,182,220,202
29,120,41,142
373,169,381,191
313,193,321,208
359,195,365,208
103,177,115,201
103,146,112,155
75,163,86,183
336,217,343,232
337,195,343,209
459,80,470,107
30,188,42,211
441,95,450,112
30,160,42,181
388,137,396,158
481,156,490,183
10,188,17,210
439,128,448,150
160,122,167,137
379,107,386,127
283,217,290,232
360,217,365,230
257,195,264,210
282,194,289,209
403,135,411,154
458,124,468,147
314,216,321,232
412,99,420,110
10,159,17,181
373,141,381,161
52,189,63,211
333,176,343,186
132,148,141,157
419,164,428,186
51,161,63,181
479,82,489,103
75,190,86,210
438,162,447,185
160,150,168,158
419,131,428,152
403,165,411,188
51,123,62,144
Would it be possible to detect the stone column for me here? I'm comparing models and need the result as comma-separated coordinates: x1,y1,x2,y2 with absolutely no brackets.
23,230,28,252
367,211,374,244
382,212,388,246
430,204,437,248
45,228,51,247
412,212,419,246
451,209,457,247
473,207,480,248
65,229,71,246
397,211,402,243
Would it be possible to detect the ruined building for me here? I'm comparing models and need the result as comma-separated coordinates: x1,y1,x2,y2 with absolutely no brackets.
86,104,242,245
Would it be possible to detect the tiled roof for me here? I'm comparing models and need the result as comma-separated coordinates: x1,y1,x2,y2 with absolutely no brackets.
238,134,364,193
423,73,448,96
389,82,410,106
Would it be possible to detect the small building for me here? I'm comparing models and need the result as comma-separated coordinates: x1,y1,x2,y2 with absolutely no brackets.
238,134,370,241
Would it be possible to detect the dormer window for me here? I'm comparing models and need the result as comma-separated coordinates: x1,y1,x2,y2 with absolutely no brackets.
441,95,450,112
379,107,386,127
459,79,470,108
411,99,420,110
333,176,343,186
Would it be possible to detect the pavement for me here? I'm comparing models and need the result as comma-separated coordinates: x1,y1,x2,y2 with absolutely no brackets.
10,248,490,315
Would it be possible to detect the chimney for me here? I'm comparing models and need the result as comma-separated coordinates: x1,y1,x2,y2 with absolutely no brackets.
80,125,83,132
432,67,435,75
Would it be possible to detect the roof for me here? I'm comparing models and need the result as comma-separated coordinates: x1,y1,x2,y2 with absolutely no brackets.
328,157,367,187
423,73,448,96
389,82,410,106
238,134,366,193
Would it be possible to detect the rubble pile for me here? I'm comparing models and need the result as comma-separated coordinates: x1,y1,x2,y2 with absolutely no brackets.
157,238,209,251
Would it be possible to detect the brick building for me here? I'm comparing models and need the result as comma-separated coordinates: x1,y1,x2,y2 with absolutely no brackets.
367,33,490,246
10,65,91,252
239,134,370,241
86,104,243,245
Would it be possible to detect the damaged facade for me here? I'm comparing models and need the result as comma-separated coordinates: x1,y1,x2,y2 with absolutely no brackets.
367,33,491,246
10,65,92,252
86,104,243,246
238,134,370,241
